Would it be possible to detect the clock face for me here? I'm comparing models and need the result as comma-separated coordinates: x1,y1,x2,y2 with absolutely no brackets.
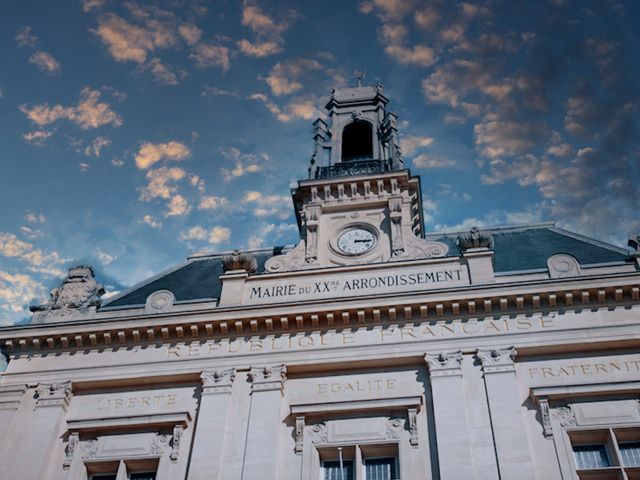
337,228,376,255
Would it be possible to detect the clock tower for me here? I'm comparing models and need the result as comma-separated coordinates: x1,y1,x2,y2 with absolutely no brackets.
265,83,448,272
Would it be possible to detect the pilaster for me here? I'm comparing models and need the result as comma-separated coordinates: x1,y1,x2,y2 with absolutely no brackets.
425,351,476,480
462,248,495,284
0,385,26,452
188,368,236,480
0,382,72,480
477,348,535,480
242,364,287,480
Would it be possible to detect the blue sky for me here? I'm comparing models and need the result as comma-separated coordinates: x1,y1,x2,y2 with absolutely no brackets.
0,0,638,325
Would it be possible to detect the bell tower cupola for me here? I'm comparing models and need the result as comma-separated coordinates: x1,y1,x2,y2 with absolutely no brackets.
309,82,403,180
264,82,448,273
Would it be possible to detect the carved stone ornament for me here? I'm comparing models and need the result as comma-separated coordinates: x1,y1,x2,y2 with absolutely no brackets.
144,290,175,314
248,364,287,392
476,347,517,373
264,241,310,272
82,439,98,460
386,417,404,440
538,398,553,437
547,254,580,279
151,434,171,455
63,432,79,469
294,415,305,454
554,405,577,427
34,381,72,408
425,351,463,377
222,250,258,273
202,367,236,386
395,231,449,260
31,265,104,314
408,408,419,447
311,422,328,445
170,425,183,461
201,368,236,394
457,227,494,252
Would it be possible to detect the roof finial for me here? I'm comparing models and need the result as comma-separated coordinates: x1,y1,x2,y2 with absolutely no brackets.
354,70,366,87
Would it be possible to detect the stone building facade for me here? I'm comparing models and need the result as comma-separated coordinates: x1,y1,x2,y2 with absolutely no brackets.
1,85,640,480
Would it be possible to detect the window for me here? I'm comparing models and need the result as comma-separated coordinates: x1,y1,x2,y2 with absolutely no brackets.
364,457,397,480
323,460,354,480
87,459,157,480
319,445,398,480
619,442,640,467
569,428,640,480
573,444,610,469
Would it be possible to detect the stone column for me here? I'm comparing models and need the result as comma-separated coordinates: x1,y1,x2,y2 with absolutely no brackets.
477,348,535,480
242,364,287,480
0,381,72,480
188,368,236,480
425,352,476,480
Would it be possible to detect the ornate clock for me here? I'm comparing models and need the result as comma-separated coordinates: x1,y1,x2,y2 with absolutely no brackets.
336,227,377,255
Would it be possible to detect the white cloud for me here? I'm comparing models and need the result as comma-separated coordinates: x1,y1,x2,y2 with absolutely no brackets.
84,136,111,157
0,271,47,322
20,87,123,130
265,59,323,96
29,51,61,74
111,158,124,167
82,0,105,12
142,214,162,229
135,141,190,169
178,24,202,45
139,166,186,200
219,146,266,181
93,12,175,64
400,134,434,156
413,154,456,168
238,3,297,58
385,45,436,66
147,58,178,85
22,130,52,146
546,143,573,157
247,223,297,249
198,196,228,210
24,212,46,224
96,248,116,265
166,194,191,217
15,26,37,48
243,190,291,219
249,93,321,123
180,225,231,244
190,43,230,70
0,232,66,277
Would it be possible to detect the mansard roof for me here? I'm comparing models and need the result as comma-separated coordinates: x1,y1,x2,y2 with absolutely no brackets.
102,223,630,310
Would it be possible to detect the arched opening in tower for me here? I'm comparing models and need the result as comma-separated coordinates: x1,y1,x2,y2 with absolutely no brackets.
342,121,373,161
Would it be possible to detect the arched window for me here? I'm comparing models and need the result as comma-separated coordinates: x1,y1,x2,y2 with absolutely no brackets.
342,121,373,161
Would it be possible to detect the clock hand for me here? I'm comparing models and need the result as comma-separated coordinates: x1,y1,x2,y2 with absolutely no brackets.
353,239,372,243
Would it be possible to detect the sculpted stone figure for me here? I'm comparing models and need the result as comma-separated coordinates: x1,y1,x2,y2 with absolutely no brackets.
33,265,104,312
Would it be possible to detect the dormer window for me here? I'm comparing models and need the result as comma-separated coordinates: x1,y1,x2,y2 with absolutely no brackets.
342,121,373,161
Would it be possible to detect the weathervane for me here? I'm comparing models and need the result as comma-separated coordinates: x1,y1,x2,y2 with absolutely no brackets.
354,70,366,87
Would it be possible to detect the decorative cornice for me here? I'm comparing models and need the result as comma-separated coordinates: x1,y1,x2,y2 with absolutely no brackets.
476,347,517,373
425,351,463,377
2,281,639,356
248,364,287,392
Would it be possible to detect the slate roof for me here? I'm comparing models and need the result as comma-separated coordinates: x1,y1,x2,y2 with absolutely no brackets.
102,224,631,310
